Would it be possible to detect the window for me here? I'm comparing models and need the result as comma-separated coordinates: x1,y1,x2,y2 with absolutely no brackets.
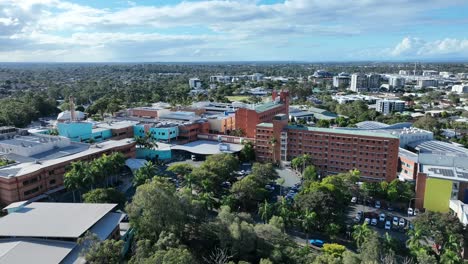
49,179,56,185
24,187,40,196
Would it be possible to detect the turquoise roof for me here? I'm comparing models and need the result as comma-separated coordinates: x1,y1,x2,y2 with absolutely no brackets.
255,101,283,113
287,125,399,139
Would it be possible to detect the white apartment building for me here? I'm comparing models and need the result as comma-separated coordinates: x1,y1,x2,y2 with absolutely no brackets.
423,70,438,77
452,84,468,94
350,73,369,92
189,78,202,89
389,76,406,88
418,79,438,88
376,99,405,115
333,75,350,88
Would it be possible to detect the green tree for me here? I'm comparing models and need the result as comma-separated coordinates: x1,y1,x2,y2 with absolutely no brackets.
323,243,346,258
82,188,126,209
239,140,255,162
352,223,372,249
303,165,318,181
133,161,158,187
64,161,87,202
83,239,124,264
126,178,187,242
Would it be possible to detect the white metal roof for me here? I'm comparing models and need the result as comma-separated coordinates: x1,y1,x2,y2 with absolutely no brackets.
0,238,77,264
171,140,243,155
0,203,116,239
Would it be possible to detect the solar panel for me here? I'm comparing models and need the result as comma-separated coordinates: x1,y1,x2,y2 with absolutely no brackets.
457,172,468,179
428,168,454,177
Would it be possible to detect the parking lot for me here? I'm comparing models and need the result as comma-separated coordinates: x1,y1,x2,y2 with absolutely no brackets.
347,200,417,241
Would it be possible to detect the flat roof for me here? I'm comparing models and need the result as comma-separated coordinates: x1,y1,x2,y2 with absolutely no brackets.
421,164,468,182
0,139,133,178
0,238,76,264
257,123,273,128
88,212,125,240
409,140,468,155
254,101,283,113
399,148,418,162
0,203,116,239
171,140,243,155
286,125,400,139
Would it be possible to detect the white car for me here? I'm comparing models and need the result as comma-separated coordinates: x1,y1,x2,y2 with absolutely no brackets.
407,208,413,216
364,218,371,225
392,216,399,227
379,213,386,222
414,208,419,215
375,201,381,209
351,197,357,203
399,218,406,227
371,218,378,226
385,221,391,230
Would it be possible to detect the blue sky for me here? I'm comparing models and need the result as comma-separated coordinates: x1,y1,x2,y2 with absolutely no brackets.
0,0,467,62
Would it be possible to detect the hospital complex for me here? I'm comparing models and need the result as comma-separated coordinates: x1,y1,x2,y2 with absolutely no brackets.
1,91,468,221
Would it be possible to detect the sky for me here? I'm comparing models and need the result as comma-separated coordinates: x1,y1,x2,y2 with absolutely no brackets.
0,0,468,62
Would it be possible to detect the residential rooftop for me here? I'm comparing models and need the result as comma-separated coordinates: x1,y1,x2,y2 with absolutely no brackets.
0,203,117,239
408,140,468,155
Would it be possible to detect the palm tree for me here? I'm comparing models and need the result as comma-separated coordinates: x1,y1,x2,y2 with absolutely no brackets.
352,223,372,249
269,137,278,164
301,154,312,173
302,209,317,242
407,228,424,254
134,131,158,150
259,200,273,224
64,161,87,202
440,250,461,264
133,161,158,187
444,234,462,255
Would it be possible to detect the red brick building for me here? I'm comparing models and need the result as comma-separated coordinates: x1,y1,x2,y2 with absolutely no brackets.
255,114,400,182
235,90,289,138
0,140,136,205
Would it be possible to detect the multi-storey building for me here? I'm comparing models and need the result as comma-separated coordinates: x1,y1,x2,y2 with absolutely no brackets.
418,79,438,88
235,90,289,138
452,84,468,94
388,76,406,88
0,133,136,205
350,74,368,92
333,75,351,88
376,99,405,115
255,114,400,182
189,78,202,89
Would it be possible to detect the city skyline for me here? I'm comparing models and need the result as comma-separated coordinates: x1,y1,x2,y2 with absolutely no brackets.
1,0,468,62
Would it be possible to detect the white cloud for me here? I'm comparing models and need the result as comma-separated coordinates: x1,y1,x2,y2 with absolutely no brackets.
390,37,468,58
0,0,467,61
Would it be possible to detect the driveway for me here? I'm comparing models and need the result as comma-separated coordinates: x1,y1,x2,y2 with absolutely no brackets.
276,168,301,187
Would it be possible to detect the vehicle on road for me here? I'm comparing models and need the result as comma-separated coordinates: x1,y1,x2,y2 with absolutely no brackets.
371,218,378,226
309,239,324,248
407,208,413,216
375,201,381,209
392,216,399,227
379,213,386,222
399,218,406,227
364,218,370,225
351,197,357,203
385,221,391,230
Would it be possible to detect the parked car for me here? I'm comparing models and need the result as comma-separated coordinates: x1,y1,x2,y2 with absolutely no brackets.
351,197,357,203
355,211,363,222
414,208,419,215
379,213,386,222
385,221,391,230
371,218,378,226
407,208,413,216
392,216,399,227
375,201,381,209
309,239,324,248
387,204,394,211
364,218,371,225
399,218,406,227
265,185,275,191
